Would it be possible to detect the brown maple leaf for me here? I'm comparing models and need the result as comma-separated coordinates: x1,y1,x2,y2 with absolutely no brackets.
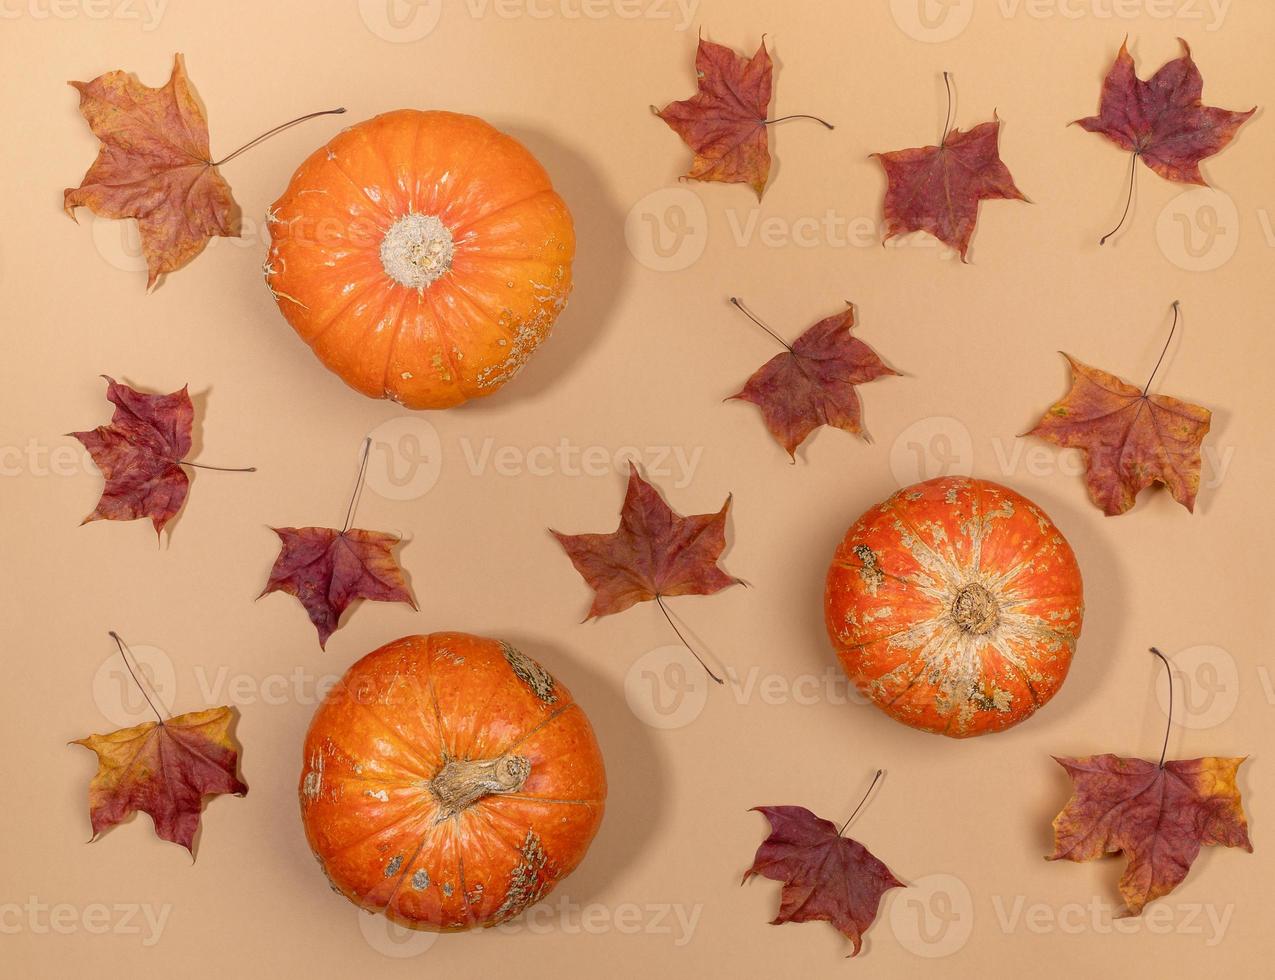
1076,39,1255,187
654,37,831,199
1025,306,1210,516
64,54,237,289
873,100,1026,261
744,804,904,956
73,703,247,854
551,467,738,618
728,299,898,458
1048,755,1251,915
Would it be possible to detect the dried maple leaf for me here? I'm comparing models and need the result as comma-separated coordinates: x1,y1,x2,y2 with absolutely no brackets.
1076,39,1255,187
744,803,904,956
71,376,252,536
1025,304,1211,516
1048,754,1250,915
728,299,898,458
64,55,237,289
873,100,1026,261
654,37,831,199
73,704,247,854
261,527,415,648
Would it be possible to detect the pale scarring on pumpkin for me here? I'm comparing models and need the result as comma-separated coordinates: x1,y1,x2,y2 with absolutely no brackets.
494,830,553,923
500,642,558,703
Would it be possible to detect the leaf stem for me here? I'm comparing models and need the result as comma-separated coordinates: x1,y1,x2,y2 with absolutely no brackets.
1099,150,1139,246
210,107,347,167
178,460,256,472
941,71,954,144
763,113,835,130
655,595,723,685
1142,301,1180,397
109,631,166,725
342,438,373,534
1149,647,1172,768
729,297,792,352
839,769,884,835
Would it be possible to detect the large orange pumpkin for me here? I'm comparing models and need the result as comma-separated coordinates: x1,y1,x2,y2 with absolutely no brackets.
299,633,606,930
825,477,1083,738
264,110,574,409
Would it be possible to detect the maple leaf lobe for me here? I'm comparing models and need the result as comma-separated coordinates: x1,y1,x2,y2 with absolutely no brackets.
744,805,904,956
1075,39,1255,186
71,376,193,535
65,53,237,288
73,706,247,854
261,526,415,648
1026,353,1211,516
656,38,773,198
730,304,898,458
874,118,1026,261
1048,754,1250,915
551,468,739,619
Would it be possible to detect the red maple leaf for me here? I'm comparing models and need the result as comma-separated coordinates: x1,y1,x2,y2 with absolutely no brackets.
1048,755,1251,914
744,805,904,956
550,467,739,619
728,299,898,458
73,702,247,854
1075,38,1255,186
71,376,194,535
873,111,1026,261
261,527,415,649
64,54,237,289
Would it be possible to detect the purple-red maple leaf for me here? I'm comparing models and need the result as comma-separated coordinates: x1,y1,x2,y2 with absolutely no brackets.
729,301,898,458
550,467,738,618
744,805,904,956
261,527,415,649
71,376,194,535
874,117,1026,260
1075,39,1255,186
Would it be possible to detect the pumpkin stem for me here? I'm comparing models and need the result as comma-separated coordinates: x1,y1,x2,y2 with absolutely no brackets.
210,107,347,168
429,754,531,821
951,582,999,635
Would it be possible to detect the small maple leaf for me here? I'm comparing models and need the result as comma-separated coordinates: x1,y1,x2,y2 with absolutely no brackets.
1048,755,1251,915
261,527,416,648
728,299,898,458
1025,305,1210,516
550,467,738,619
874,105,1026,261
64,54,237,289
1075,38,1255,187
73,705,247,854
744,804,904,956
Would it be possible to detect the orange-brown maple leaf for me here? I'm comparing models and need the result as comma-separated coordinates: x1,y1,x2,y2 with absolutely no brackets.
730,303,898,458
1048,755,1251,915
70,376,193,535
550,468,738,618
1075,39,1255,186
744,806,904,956
64,54,237,289
873,118,1026,260
261,527,415,648
655,38,774,198
72,706,247,854
1025,354,1211,516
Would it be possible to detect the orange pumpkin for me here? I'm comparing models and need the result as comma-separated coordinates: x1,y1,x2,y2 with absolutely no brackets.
299,633,606,930
825,477,1083,738
264,110,575,409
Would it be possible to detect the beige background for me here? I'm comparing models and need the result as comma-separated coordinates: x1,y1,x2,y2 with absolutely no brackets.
2,0,1273,975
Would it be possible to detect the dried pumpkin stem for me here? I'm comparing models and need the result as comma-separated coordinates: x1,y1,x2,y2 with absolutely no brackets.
430,754,531,821
210,107,347,168
109,631,166,724
839,769,884,836
1149,647,1173,768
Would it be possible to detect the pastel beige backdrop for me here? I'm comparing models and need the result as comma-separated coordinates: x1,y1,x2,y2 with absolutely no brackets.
1,0,1272,976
